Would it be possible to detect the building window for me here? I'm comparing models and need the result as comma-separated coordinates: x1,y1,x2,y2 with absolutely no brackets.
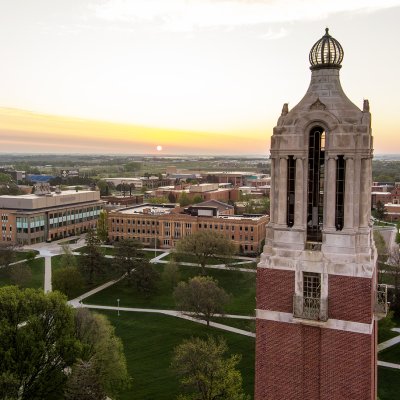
307,127,325,242
287,155,296,227
335,155,345,230
302,272,322,320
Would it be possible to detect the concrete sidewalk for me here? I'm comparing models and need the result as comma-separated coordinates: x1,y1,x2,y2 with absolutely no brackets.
73,303,255,338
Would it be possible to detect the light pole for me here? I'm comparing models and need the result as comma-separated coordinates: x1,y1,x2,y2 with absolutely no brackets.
117,298,120,316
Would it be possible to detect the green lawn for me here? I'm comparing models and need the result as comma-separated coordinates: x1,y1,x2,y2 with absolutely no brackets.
96,310,255,400
75,246,163,260
163,252,247,265
379,342,400,364
210,317,256,333
0,258,44,289
378,367,400,400
52,254,122,299
14,250,39,262
85,264,256,315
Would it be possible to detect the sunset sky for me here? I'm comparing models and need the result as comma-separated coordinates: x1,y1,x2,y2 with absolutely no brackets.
0,0,399,155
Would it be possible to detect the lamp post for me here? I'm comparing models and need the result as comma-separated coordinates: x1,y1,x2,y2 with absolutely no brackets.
117,298,120,316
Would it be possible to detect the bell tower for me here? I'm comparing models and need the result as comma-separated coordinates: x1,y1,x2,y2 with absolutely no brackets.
255,29,380,399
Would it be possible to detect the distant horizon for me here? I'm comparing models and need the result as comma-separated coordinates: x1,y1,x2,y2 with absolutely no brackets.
1,2,400,154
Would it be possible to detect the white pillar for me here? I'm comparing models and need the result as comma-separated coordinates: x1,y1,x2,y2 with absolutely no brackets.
277,157,287,226
359,157,371,228
344,157,354,229
270,157,275,223
294,157,304,228
325,156,337,230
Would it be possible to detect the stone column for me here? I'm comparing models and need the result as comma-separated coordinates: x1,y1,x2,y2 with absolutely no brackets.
270,157,275,223
325,156,337,229
344,156,354,229
359,157,371,228
294,157,304,227
277,157,287,225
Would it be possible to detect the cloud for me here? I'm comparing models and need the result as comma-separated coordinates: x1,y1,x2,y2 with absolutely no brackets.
89,0,400,33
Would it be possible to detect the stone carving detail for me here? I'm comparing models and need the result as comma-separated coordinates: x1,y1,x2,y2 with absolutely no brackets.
363,99,370,112
310,98,327,111
281,103,289,116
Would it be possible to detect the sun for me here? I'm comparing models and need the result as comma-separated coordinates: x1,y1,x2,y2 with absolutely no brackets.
156,145,162,151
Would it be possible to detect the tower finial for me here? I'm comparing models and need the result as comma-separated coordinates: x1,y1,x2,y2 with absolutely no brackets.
325,27,329,35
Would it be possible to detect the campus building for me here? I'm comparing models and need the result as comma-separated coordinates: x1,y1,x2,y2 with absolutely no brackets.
255,29,382,399
108,200,268,254
0,185,103,244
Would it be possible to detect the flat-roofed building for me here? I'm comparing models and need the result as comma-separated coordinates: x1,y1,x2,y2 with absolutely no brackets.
0,189,104,245
108,202,268,254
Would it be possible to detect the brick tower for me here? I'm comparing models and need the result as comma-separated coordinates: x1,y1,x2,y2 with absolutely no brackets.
255,29,383,400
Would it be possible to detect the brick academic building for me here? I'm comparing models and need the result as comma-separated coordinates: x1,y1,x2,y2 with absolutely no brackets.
108,200,268,254
0,187,103,245
256,29,382,399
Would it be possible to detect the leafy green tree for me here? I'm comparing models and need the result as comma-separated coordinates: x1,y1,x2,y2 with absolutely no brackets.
179,192,191,206
174,276,230,326
72,309,130,397
131,259,160,296
175,231,235,274
64,360,106,400
79,229,105,284
0,287,81,400
0,242,16,267
147,196,169,204
375,201,387,220
192,195,203,204
0,172,12,183
161,259,181,289
96,210,108,243
53,267,84,298
113,239,145,281
59,244,78,268
9,263,32,287
171,336,248,400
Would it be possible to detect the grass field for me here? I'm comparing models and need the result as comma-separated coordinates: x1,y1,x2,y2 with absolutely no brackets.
52,254,122,299
378,367,400,400
14,250,39,262
85,263,256,315
96,310,255,400
379,342,400,364
162,252,247,265
210,316,256,333
0,258,44,289
75,246,163,260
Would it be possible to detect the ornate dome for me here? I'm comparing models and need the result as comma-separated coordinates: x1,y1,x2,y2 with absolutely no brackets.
309,28,344,70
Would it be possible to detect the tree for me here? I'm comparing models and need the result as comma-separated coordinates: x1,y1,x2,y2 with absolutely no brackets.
113,238,145,281
175,231,236,274
53,266,84,298
9,263,32,287
59,244,78,268
131,259,160,296
168,192,177,203
192,194,203,204
161,259,181,289
96,210,108,243
79,228,105,284
0,242,16,267
0,287,81,399
64,360,106,400
171,336,248,400
375,201,387,220
72,309,130,397
178,192,191,207
147,196,168,204
173,276,230,326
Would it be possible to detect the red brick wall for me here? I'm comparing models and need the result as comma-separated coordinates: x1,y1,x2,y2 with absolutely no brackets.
320,328,374,400
255,320,375,400
255,320,303,399
256,268,294,312
328,275,372,324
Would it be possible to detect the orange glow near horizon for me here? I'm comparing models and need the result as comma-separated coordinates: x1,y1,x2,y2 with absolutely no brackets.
0,108,270,155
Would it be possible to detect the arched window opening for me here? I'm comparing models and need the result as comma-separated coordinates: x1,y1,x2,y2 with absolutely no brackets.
287,156,296,227
307,127,325,242
335,155,345,230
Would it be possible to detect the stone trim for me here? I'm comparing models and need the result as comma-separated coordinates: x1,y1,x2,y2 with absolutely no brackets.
256,309,373,335
258,262,374,279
